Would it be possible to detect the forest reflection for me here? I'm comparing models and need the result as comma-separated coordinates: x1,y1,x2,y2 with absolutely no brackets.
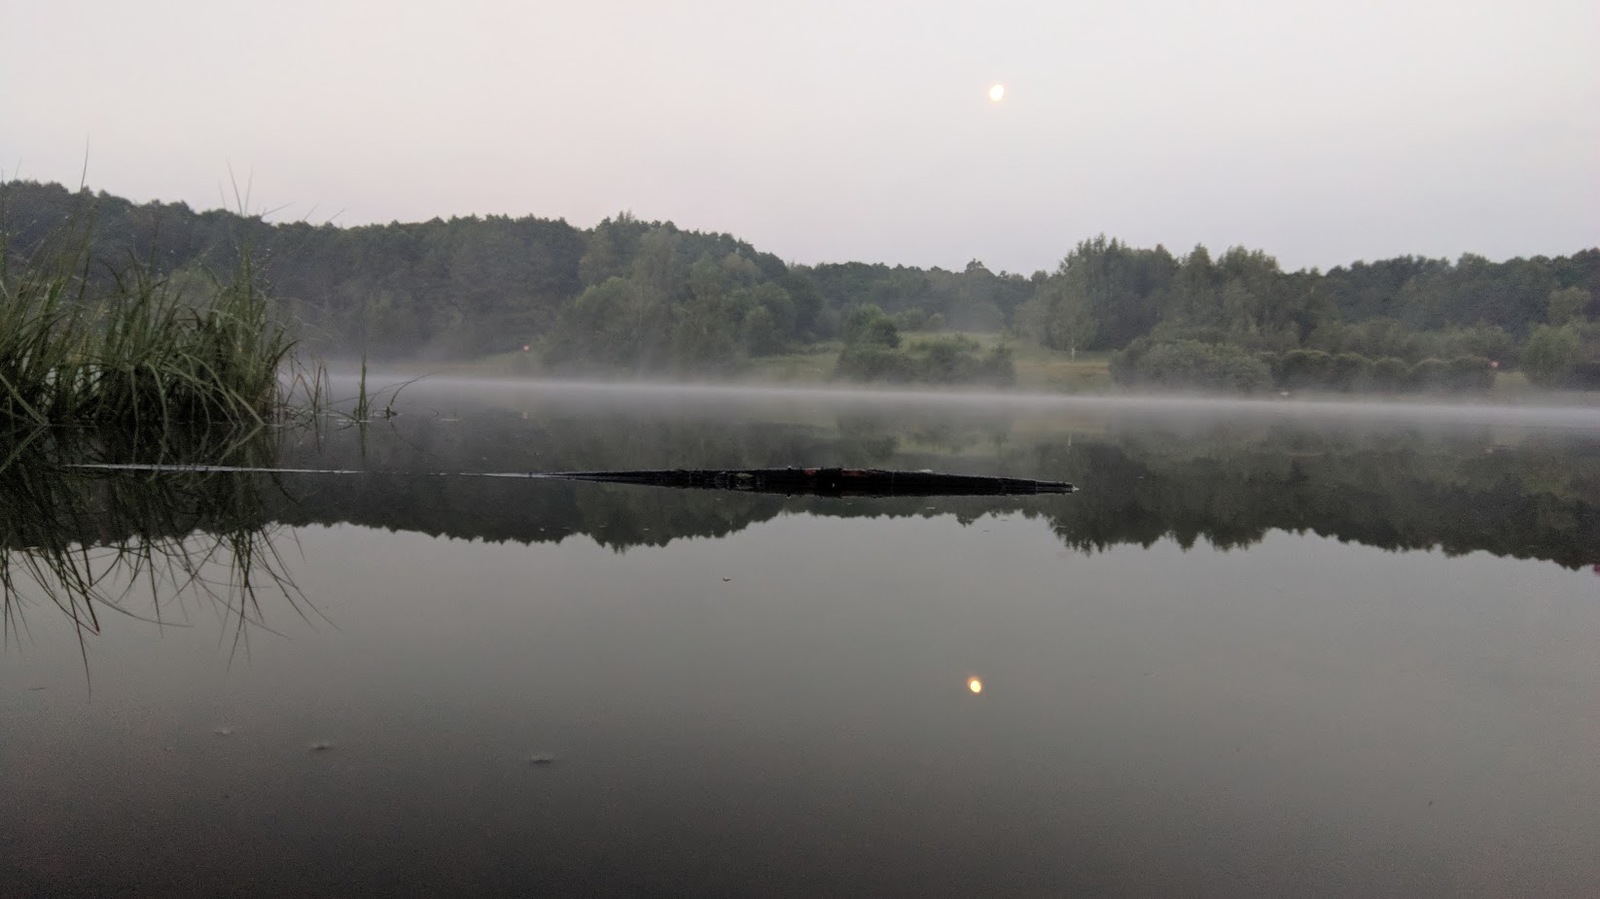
5,396,1596,579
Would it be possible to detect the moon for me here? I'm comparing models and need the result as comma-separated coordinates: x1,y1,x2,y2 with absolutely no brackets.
967,676,984,694
987,84,1005,103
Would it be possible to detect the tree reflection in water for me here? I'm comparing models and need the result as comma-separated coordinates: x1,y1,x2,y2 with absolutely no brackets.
6,392,1600,668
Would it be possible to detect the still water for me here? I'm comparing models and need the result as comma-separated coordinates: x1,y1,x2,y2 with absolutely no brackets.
3,381,1598,896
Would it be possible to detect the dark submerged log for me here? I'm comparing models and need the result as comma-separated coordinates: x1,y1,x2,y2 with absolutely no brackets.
549,467,1076,497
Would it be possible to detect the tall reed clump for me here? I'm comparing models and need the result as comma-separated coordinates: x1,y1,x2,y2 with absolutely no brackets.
0,217,94,424
91,254,293,426
0,210,299,428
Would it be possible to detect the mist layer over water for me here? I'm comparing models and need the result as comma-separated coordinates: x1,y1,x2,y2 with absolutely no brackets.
377,374,1600,429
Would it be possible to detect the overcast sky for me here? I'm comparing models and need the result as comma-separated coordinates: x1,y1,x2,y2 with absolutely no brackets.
3,0,1595,273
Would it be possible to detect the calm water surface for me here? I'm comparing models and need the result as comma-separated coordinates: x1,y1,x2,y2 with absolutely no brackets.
3,381,1598,896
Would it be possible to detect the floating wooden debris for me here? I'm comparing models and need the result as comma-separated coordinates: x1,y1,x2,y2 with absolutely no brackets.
67,462,1077,498
547,468,1076,498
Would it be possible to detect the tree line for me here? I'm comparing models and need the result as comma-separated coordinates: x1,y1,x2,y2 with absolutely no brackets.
4,180,1597,388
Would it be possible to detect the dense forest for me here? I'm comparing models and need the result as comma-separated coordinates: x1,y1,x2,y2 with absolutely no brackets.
4,180,1598,389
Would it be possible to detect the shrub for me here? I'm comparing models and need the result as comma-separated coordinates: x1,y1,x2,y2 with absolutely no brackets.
1370,357,1409,392
892,308,931,331
1277,349,1335,390
1569,361,1600,389
833,336,1016,386
833,344,912,382
1445,355,1495,391
1107,337,1150,385
1407,357,1450,389
1111,339,1271,393
841,304,900,348
1521,324,1583,386
977,344,1017,386
1330,352,1372,391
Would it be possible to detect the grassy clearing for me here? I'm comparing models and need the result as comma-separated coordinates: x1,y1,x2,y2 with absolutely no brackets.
744,342,843,382
458,333,1109,391
1,209,311,428
745,332,1111,390
940,334,1113,391
1488,370,1532,395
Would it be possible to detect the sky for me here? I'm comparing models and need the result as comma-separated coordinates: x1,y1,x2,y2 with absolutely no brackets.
2,0,1595,274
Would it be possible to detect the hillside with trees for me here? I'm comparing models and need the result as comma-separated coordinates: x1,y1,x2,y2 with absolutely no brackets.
4,180,1598,390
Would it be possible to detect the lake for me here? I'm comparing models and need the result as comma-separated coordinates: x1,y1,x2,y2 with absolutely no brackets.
3,380,1598,896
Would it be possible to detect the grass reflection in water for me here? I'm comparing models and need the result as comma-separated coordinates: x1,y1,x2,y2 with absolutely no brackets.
0,424,313,676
